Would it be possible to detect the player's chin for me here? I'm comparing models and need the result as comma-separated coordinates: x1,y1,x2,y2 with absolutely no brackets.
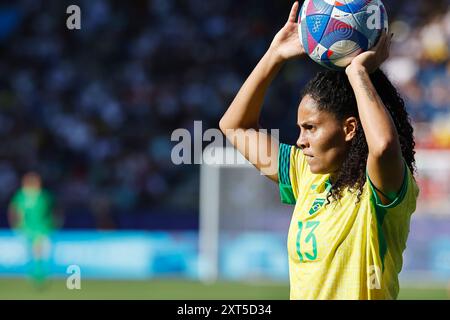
308,161,331,175
308,163,324,175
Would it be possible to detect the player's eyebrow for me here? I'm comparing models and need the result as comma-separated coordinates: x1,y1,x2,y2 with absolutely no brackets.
299,121,315,128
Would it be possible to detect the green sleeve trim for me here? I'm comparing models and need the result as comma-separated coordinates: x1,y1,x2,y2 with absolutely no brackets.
278,143,296,205
366,161,409,273
278,143,291,186
367,159,409,209
372,199,388,272
280,184,296,205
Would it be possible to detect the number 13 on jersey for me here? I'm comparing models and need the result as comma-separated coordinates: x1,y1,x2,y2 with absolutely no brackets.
296,220,320,262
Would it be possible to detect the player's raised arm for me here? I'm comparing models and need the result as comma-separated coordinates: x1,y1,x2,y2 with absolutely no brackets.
219,1,305,182
345,31,404,204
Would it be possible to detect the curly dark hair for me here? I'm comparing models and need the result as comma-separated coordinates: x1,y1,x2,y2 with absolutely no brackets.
301,69,416,203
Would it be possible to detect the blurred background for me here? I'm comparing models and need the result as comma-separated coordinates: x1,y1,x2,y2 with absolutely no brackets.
0,0,449,299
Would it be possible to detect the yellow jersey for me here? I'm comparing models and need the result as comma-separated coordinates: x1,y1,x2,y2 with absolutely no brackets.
278,143,419,300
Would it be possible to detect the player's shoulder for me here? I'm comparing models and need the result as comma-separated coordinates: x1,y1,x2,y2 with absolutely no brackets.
279,143,307,170
365,160,419,212
11,189,24,201
41,189,54,201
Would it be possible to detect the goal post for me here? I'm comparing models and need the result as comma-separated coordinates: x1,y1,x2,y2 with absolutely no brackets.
198,146,291,283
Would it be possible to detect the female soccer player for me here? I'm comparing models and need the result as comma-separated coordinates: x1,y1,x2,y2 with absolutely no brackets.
219,2,419,299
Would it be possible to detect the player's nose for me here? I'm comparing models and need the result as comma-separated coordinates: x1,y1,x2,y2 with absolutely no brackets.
296,132,309,150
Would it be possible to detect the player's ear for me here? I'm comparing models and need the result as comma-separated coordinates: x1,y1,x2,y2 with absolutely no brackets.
343,116,357,142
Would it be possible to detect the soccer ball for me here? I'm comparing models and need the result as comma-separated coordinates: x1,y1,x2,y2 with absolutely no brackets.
298,0,388,70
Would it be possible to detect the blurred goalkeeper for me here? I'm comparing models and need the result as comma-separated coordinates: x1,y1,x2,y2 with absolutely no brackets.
8,171,58,288
219,2,419,299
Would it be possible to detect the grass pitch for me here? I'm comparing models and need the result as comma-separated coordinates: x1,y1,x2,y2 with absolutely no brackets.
0,278,448,300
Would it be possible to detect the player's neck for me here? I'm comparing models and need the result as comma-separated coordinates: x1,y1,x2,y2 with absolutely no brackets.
329,173,338,186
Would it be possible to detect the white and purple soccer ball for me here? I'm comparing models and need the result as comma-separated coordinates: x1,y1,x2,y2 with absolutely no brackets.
298,0,388,70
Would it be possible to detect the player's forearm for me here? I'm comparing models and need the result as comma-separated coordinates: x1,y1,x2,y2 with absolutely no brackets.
346,66,401,157
219,47,284,132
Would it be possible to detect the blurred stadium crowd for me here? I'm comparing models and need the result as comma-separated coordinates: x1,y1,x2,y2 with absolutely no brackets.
0,0,449,229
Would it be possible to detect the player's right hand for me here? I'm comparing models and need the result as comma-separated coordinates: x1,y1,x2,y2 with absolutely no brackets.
269,1,306,61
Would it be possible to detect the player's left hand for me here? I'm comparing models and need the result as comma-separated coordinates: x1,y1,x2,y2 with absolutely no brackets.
346,30,393,74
